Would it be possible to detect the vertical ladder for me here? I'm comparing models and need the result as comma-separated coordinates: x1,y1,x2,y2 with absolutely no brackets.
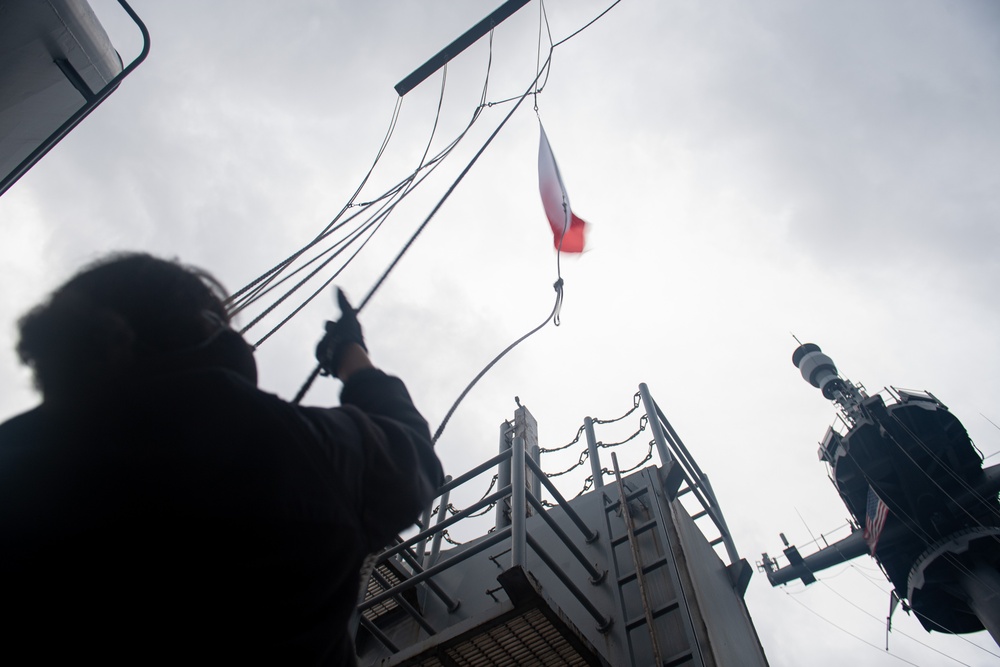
604,462,704,667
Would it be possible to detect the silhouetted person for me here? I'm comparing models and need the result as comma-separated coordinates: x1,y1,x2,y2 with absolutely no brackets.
0,253,442,665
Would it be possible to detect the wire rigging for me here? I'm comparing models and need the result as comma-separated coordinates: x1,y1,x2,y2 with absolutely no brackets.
885,410,1000,528
225,1,625,414
857,457,1000,603
853,563,1000,660
358,42,553,315
225,97,404,315
230,63,464,329
234,79,453,333
246,67,461,350
234,0,621,341
843,395,1000,598
818,580,975,666
431,276,562,443
553,0,622,48
290,49,555,406
783,591,924,667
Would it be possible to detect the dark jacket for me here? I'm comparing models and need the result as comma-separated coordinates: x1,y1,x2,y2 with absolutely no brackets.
0,366,442,665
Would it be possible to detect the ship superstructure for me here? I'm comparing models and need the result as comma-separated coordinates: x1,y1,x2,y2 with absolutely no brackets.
761,344,1000,643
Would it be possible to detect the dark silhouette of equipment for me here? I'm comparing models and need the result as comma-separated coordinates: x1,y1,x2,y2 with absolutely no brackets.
760,344,1000,643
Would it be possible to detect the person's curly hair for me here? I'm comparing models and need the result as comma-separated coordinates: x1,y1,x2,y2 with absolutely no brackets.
17,253,238,399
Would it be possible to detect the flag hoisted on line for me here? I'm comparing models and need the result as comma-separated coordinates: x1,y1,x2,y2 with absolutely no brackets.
538,123,587,253
863,484,889,554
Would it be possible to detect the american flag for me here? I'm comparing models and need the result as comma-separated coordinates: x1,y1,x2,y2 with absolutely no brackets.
863,485,889,554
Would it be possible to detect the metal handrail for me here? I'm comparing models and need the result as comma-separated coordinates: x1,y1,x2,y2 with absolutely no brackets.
1,0,151,197
646,387,740,566
359,528,512,612
379,486,511,562
359,421,609,641
525,455,598,543
569,384,741,567
359,384,744,657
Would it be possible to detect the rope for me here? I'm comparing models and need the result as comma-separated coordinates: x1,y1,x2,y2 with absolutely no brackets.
240,0,626,342
226,97,404,314
261,1,625,403
432,278,563,443
232,47,490,332
357,59,548,313
553,0,622,48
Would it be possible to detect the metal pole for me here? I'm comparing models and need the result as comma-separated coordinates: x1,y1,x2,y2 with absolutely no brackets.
394,0,531,95
639,383,673,469
525,457,598,543
497,423,512,529
584,417,603,489
371,568,437,635
511,435,527,569
421,476,451,610
700,475,740,566
392,544,462,613
415,503,433,567
361,528,513,612
529,441,542,503
359,616,399,654
380,487,510,561
515,405,540,511
427,476,452,568
526,533,613,633
525,492,604,583
655,403,708,480
440,450,507,495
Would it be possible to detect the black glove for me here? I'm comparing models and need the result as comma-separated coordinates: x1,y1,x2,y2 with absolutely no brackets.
316,289,367,377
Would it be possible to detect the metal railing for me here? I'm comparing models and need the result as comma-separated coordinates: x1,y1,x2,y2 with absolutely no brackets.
356,420,614,654
357,382,745,655
579,383,741,567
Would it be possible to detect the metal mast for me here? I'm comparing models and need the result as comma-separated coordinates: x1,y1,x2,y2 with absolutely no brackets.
762,343,1000,645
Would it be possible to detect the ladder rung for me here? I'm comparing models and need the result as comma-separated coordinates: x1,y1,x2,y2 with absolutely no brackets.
633,519,657,536
611,519,658,547
663,649,696,667
604,486,651,514
617,556,669,586
625,599,681,631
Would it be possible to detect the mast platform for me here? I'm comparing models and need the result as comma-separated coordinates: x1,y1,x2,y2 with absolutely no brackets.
354,385,768,667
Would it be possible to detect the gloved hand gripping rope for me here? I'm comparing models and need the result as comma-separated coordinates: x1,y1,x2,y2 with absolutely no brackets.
315,289,367,379
291,289,366,404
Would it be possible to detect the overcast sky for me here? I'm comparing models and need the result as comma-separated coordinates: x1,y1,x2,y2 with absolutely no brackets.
2,1,999,664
